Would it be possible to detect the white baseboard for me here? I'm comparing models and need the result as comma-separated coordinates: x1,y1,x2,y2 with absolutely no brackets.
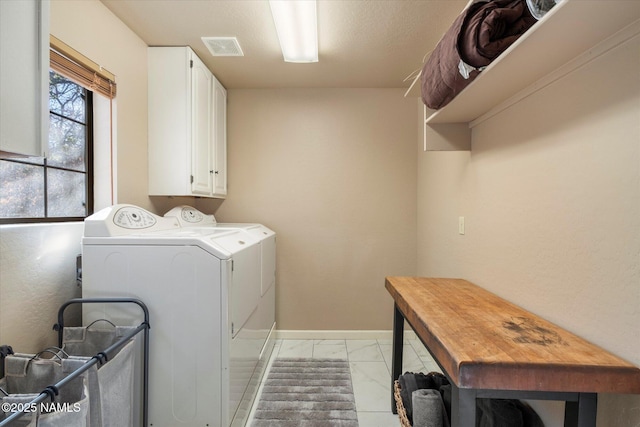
275,329,417,341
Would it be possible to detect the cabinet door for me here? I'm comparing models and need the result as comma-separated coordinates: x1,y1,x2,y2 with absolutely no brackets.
0,0,49,157
213,78,227,196
190,54,213,196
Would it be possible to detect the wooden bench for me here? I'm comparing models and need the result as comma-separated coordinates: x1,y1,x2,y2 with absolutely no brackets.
386,277,640,427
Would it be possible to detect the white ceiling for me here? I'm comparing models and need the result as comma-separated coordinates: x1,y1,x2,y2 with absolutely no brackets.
99,0,469,90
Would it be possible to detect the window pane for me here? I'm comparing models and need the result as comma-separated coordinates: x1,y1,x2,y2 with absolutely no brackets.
49,71,86,123
0,161,45,218
47,169,86,217
48,113,86,171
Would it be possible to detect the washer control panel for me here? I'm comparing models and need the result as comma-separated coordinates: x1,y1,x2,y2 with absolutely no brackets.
113,206,157,229
84,204,180,237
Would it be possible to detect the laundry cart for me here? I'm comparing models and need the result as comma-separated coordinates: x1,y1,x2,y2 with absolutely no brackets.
81,205,276,427
60,321,137,427
0,298,149,427
1,353,91,427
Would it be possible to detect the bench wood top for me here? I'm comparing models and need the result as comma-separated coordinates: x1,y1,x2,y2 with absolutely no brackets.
386,276,640,394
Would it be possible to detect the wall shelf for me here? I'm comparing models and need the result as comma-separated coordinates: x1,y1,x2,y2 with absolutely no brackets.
416,0,640,151
418,0,640,130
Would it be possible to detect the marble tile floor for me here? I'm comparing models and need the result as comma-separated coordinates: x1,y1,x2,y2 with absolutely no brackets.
247,338,442,427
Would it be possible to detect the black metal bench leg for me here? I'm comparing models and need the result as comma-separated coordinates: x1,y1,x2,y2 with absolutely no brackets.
451,385,476,427
564,393,597,427
391,303,404,413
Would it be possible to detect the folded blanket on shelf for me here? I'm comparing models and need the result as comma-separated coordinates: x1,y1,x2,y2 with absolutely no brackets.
421,0,537,110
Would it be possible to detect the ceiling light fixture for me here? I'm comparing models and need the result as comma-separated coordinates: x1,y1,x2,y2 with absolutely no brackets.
269,0,318,63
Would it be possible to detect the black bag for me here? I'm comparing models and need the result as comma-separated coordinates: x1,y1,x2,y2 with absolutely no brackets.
398,372,544,427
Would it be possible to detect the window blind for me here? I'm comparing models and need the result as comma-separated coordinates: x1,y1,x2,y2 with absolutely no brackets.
50,35,116,99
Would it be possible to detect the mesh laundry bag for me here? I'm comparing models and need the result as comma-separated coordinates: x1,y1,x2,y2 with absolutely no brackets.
62,322,136,427
0,352,90,427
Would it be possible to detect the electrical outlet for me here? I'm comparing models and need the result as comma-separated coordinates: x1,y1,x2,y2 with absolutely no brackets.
458,216,465,235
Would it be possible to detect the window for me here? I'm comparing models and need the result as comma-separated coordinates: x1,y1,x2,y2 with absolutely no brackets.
0,71,93,222
1,36,116,223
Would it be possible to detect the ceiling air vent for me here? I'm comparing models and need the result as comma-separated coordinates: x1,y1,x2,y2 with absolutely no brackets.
201,37,244,57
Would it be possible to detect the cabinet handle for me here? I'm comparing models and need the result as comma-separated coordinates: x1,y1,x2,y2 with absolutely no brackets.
210,170,219,174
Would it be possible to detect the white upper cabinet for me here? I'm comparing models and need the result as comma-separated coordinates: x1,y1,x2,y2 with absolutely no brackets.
212,77,227,197
0,0,49,157
190,55,214,196
148,46,227,198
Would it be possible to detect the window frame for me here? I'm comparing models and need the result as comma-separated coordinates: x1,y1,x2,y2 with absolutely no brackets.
0,76,94,224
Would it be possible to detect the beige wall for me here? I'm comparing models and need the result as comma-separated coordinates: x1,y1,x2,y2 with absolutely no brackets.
417,35,640,427
197,89,418,330
0,223,83,352
50,0,151,210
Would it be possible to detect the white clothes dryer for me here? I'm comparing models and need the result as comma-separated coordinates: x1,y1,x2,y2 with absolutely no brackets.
164,206,277,422
81,204,275,427
164,206,276,297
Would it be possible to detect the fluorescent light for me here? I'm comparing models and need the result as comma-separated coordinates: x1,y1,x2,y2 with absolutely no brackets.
269,0,318,63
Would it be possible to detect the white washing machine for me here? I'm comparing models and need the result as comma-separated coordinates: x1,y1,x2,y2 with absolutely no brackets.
81,204,276,427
